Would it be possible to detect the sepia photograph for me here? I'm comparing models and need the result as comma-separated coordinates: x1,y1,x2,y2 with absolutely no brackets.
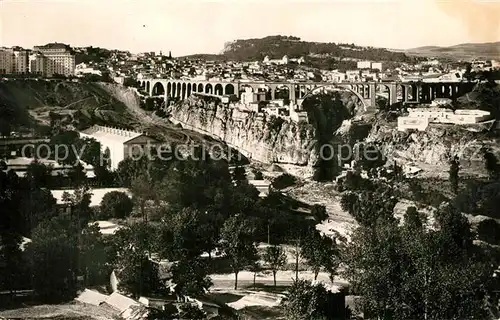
0,0,500,319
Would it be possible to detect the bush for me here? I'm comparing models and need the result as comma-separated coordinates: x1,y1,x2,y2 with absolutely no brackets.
99,191,134,219
477,219,500,245
272,173,297,190
311,204,328,221
253,169,264,180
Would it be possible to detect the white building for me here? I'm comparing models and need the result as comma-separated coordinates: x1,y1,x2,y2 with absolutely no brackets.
371,62,383,71
345,70,360,82
79,125,159,170
75,62,102,76
398,107,493,131
357,61,371,69
263,55,289,65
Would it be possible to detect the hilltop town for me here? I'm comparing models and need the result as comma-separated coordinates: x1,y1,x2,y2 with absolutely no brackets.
1,33,500,320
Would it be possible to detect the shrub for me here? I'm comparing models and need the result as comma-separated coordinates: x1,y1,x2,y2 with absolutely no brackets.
99,191,134,219
477,219,500,245
253,169,264,180
272,173,297,190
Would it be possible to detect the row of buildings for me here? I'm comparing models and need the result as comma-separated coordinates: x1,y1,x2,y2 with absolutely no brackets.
0,43,75,77
397,98,494,132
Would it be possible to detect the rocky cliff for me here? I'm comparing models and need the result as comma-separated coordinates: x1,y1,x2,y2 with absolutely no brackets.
171,97,317,165
366,121,500,170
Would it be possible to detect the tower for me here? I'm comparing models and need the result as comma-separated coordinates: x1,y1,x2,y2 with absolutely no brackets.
168,51,172,59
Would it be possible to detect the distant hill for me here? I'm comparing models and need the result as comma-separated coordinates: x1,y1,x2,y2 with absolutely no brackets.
181,35,419,69
404,42,500,61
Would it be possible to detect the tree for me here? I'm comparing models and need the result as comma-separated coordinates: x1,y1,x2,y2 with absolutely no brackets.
100,191,134,219
301,231,339,281
232,165,246,183
29,216,79,303
117,250,162,298
147,303,207,320
131,174,157,222
272,173,297,190
263,245,287,287
111,223,162,298
449,155,460,193
26,160,51,188
340,187,398,227
311,204,328,222
219,214,258,289
477,218,500,245
464,63,473,82
67,162,87,187
176,304,207,320
249,261,262,290
344,205,493,320
17,187,57,234
484,151,499,180
0,232,30,294
284,279,332,320
62,186,92,228
171,257,212,297
79,223,110,286
253,169,264,180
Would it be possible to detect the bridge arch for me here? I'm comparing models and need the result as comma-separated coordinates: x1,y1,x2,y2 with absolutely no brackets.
257,84,273,100
214,83,224,96
197,83,204,93
274,84,290,101
167,82,172,98
176,83,182,98
171,82,177,98
225,84,235,95
205,83,213,94
299,84,367,111
146,81,150,94
192,83,197,93
182,83,187,99
187,83,192,97
152,82,165,96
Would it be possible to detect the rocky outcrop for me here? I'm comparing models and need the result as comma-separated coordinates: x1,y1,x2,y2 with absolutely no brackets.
366,122,500,166
171,97,317,165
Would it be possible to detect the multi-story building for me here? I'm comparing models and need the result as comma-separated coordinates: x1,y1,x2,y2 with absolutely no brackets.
12,49,29,74
33,42,75,77
371,62,383,71
357,61,372,69
29,52,47,76
0,47,14,74
397,107,493,131
79,125,159,170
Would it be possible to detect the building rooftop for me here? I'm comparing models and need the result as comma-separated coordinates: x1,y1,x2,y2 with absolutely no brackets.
51,187,131,207
34,42,71,50
80,125,143,145
104,292,140,313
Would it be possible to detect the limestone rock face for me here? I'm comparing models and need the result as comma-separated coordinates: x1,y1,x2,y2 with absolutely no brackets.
170,97,317,166
366,123,500,166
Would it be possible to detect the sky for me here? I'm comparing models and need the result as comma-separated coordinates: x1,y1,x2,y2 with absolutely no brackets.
1,0,499,56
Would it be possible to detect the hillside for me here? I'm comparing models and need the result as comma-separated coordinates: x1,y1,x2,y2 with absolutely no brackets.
0,80,140,136
404,41,500,61
182,35,419,68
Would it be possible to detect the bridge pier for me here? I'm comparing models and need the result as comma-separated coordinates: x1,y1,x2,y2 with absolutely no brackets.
369,83,376,108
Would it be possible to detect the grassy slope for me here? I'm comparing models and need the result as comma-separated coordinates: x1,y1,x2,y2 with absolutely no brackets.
403,41,500,60
0,80,139,133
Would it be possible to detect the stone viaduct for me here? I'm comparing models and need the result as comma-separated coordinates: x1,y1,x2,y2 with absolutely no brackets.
139,78,476,109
